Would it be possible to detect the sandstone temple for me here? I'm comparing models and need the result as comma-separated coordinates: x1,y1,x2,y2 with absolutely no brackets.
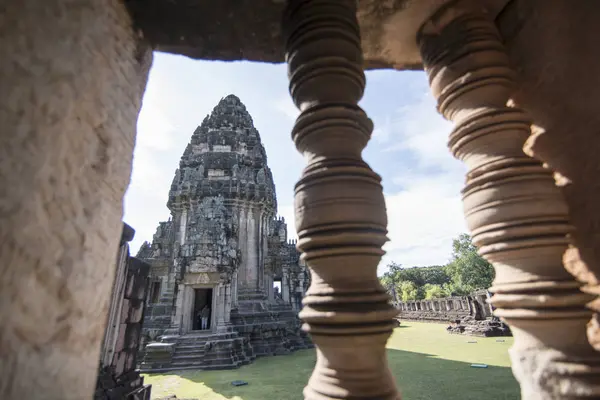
136,95,312,371
7,2,600,399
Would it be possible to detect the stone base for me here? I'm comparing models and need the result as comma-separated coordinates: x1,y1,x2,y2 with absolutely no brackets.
399,310,471,323
94,368,152,400
230,300,313,358
139,331,255,372
139,300,313,372
447,317,512,337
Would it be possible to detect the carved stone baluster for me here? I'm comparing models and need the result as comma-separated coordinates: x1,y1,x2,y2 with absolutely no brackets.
282,1,400,399
417,2,600,398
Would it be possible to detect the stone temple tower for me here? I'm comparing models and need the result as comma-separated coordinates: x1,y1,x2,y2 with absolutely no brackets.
137,95,312,371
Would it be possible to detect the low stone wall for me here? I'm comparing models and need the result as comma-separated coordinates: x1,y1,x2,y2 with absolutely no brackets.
394,290,511,337
395,290,494,323
399,309,471,323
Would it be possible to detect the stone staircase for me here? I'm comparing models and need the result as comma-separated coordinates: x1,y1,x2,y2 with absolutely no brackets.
139,331,255,373
139,298,313,373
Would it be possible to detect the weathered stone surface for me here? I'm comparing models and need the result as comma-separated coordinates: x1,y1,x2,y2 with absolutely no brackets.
95,223,152,400
123,0,509,70
396,289,512,337
138,95,312,371
447,317,512,338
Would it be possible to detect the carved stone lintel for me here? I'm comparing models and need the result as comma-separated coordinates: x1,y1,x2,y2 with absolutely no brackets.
283,1,400,399
417,1,600,398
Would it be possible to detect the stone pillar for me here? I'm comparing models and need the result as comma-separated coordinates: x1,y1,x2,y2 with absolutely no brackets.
179,208,188,246
249,207,259,290
485,291,493,315
284,11,408,391
417,2,600,397
466,298,473,315
216,284,226,331
171,283,188,334
0,1,151,398
261,213,270,293
282,268,291,303
264,273,269,301
238,206,248,288
256,210,264,292
238,206,261,293
496,1,600,353
231,271,238,308
224,284,232,324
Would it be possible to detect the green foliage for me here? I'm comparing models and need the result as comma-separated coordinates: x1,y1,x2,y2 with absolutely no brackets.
445,233,494,293
399,280,420,301
380,233,495,300
443,281,472,297
423,284,450,299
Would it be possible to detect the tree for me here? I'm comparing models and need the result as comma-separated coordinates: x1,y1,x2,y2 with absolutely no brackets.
423,284,450,299
445,233,494,292
391,265,451,287
399,280,420,301
444,281,472,296
381,262,404,302
380,262,451,300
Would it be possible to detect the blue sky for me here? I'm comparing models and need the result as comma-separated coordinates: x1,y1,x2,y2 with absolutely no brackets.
124,52,468,275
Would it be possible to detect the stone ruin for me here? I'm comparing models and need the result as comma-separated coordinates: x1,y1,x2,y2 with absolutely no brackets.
394,289,511,338
95,223,152,400
137,94,312,372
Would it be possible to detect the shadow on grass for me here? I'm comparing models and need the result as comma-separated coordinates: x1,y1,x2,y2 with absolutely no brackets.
145,348,519,400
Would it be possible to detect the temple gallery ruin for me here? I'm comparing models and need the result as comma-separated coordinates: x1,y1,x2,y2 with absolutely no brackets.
394,290,512,337
136,95,312,371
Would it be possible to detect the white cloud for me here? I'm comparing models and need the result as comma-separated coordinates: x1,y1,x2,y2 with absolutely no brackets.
381,173,467,271
388,95,455,166
372,114,392,143
375,90,468,275
270,88,468,276
274,96,300,121
278,172,467,277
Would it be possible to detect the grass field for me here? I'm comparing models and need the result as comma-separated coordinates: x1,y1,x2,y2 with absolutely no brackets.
144,322,520,400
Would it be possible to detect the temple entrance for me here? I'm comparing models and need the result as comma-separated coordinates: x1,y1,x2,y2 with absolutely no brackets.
273,279,282,300
192,288,213,331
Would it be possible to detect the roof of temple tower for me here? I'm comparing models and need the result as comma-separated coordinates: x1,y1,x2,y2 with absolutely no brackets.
167,94,277,212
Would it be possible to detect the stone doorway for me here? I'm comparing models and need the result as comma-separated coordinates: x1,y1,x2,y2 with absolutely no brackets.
192,288,213,331
273,279,282,300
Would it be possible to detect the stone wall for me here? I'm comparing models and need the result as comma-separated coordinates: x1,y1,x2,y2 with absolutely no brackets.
395,289,493,322
95,223,152,400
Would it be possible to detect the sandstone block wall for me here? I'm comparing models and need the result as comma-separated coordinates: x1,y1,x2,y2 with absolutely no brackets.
395,290,493,323
95,224,152,400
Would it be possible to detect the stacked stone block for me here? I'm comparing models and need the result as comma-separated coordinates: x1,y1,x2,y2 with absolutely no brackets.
95,224,152,400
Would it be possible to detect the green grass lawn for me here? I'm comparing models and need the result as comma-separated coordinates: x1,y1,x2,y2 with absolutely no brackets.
144,322,519,399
